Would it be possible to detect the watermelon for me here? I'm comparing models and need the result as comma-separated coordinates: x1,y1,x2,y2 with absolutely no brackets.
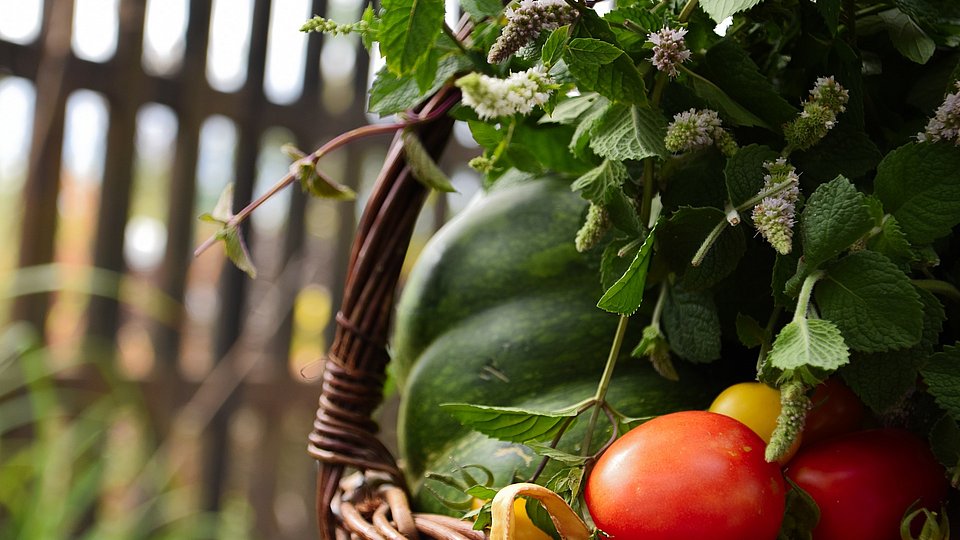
392,175,735,514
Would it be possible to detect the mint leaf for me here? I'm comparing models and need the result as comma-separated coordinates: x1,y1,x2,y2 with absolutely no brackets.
662,286,722,363
540,93,601,125
403,130,456,192
866,214,915,268
459,0,503,19
929,415,960,472
724,144,779,212
799,176,873,270
440,402,580,443
816,0,841,34
921,345,960,422
875,142,960,244
840,349,926,414
702,40,798,130
879,8,936,64
369,53,470,115
815,251,923,352
511,123,593,176
589,104,668,161
792,125,882,184
767,318,850,373
597,223,657,315
660,148,727,211
571,160,629,204
659,207,747,291
601,238,636,291
683,69,770,128
736,313,766,348
565,40,647,104
379,0,444,74
541,25,569,68
698,0,764,23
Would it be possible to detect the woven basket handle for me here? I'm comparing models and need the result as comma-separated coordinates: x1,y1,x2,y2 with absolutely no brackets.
308,18,475,540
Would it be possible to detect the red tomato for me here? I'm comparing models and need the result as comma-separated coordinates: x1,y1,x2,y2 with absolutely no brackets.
786,429,948,540
585,411,786,540
802,378,864,445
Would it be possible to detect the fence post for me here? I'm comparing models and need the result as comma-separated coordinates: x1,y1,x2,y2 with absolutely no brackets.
13,0,74,336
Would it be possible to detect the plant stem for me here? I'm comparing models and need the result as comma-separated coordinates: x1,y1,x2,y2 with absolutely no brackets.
913,279,960,304
735,178,798,213
194,101,456,258
581,315,630,455
793,271,825,321
678,0,699,23
640,158,656,227
690,219,728,267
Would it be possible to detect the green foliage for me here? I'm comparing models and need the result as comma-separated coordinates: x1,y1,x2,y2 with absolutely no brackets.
379,0,444,75
597,223,657,315
441,402,583,443
661,285,722,363
799,176,874,270
922,346,960,422
589,104,669,161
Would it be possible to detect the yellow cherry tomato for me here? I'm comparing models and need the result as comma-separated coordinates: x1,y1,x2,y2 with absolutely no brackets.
472,497,552,540
709,382,801,463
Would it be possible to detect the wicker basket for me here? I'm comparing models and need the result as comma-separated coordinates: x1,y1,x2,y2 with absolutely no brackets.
305,36,485,538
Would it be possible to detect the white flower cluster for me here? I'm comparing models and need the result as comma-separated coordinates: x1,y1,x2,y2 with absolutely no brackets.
647,26,691,79
456,68,556,120
918,82,960,145
664,108,736,155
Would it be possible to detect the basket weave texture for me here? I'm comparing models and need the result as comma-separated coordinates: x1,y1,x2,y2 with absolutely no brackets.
306,29,483,538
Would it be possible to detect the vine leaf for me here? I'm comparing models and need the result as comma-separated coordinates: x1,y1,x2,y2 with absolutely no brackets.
597,222,658,315
440,403,580,443
403,130,457,192
199,184,257,278
379,0,444,75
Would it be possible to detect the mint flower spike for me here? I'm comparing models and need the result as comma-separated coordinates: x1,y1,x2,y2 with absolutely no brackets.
918,81,960,145
751,158,801,255
664,108,737,155
488,0,579,64
784,76,849,150
456,68,557,120
647,26,691,79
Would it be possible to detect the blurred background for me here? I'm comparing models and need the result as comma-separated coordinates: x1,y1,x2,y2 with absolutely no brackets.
0,0,481,537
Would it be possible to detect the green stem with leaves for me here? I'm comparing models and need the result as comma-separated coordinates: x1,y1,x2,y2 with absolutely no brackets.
580,314,630,456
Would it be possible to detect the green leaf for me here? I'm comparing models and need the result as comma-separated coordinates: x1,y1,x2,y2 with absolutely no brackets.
464,485,499,500
297,163,357,200
211,183,235,222
816,0,841,35
874,142,960,244
597,223,657,315
662,286,722,363
525,443,588,465
459,0,503,20
659,207,747,291
736,313,766,348
815,251,923,352
698,0,764,23
540,93,602,125
660,148,727,211
511,123,593,176
799,176,874,270
601,238,637,291
921,345,960,422
218,227,257,279
879,8,936,64
840,348,925,415
569,98,610,158
767,318,850,373
792,125,883,185
565,40,647,105
702,40,798,130
777,481,821,540
403,131,456,192
379,0,444,74
683,69,770,128
571,160,629,204
864,208,915,268
369,53,471,115
541,25,569,68
440,403,580,443
929,415,960,472
724,144,779,212
589,104,668,161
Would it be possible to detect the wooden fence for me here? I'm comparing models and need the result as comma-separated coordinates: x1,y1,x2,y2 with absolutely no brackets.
0,0,473,537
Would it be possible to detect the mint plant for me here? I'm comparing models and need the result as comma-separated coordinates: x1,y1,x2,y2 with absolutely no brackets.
198,0,960,533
